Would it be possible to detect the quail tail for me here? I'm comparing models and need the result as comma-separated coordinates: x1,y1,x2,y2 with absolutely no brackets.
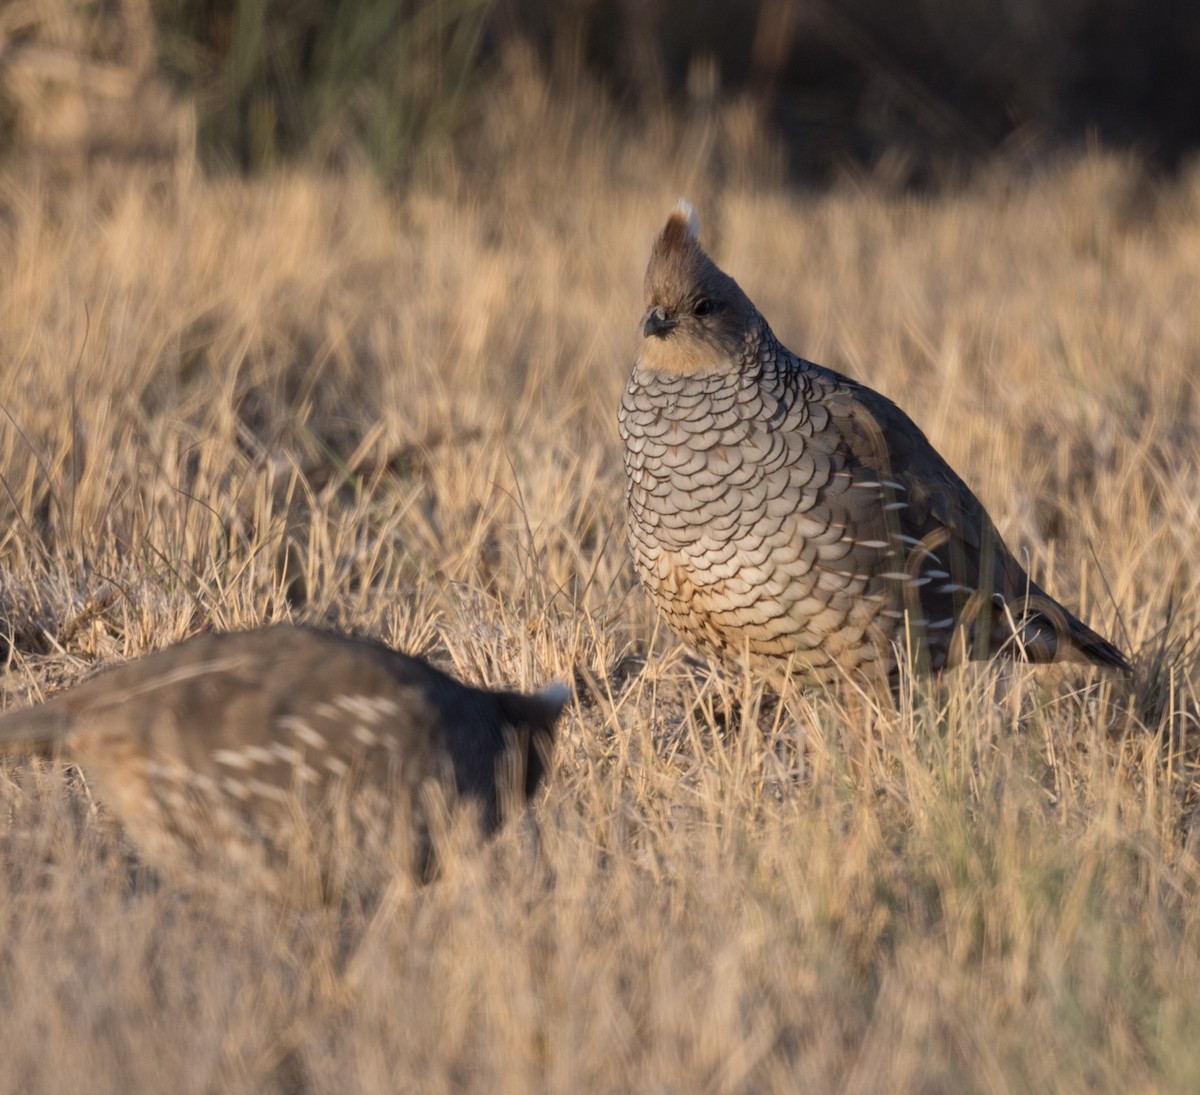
0,700,68,756
1065,616,1133,673
1020,595,1131,672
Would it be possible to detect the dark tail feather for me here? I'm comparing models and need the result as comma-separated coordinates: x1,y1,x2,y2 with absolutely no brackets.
1066,617,1133,673
1018,589,1132,673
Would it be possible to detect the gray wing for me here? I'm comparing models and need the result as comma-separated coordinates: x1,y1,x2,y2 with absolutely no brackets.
802,361,1127,670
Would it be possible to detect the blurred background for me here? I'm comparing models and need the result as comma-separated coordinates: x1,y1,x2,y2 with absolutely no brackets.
3,0,1199,186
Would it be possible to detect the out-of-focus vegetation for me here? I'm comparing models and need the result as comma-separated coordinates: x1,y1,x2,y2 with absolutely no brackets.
156,0,491,173
3,0,1199,181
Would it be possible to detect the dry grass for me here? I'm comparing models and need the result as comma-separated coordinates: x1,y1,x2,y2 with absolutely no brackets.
2,117,1200,1091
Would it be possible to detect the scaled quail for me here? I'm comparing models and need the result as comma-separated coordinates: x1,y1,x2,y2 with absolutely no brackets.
0,625,567,889
618,202,1131,688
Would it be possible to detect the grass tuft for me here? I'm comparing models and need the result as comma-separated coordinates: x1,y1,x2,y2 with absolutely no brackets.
1,138,1199,1089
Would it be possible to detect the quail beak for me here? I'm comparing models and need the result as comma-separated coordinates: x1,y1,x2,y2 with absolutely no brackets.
642,306,678,339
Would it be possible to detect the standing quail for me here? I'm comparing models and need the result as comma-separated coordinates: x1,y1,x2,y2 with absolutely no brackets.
618,202,1131,689
0,625,567,889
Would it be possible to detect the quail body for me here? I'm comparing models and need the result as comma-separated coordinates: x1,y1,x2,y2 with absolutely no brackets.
618,202,1130,688
0,625,566,889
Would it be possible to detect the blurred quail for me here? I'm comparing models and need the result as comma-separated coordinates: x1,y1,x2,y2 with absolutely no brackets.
618,202,1131,688
0,625,567,888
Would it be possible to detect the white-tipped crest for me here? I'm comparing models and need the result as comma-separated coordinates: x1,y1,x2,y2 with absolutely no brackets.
675,198,700,240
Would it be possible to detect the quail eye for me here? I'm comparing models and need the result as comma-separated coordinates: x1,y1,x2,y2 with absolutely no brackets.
693,298,719,317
